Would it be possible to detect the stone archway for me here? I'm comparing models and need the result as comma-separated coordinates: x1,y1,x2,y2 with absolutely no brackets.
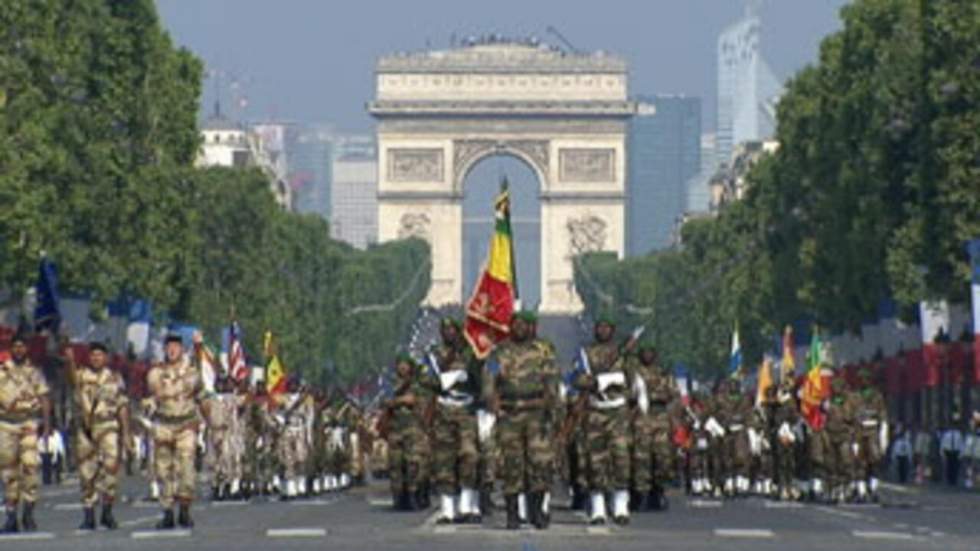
370,41,634,314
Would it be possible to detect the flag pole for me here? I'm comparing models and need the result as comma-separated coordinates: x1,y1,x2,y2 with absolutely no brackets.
501,176,519,304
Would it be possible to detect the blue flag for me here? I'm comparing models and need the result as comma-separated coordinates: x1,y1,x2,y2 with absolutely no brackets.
34,257,61,333
729,326,742,376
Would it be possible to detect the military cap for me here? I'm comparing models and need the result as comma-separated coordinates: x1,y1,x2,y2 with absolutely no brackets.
440,317,461,330
513,310,537,323
395,352,415,366
89,341,108,353
595,313,616,326
164,333,184,345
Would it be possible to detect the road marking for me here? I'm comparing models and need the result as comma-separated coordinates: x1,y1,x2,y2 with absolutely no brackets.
132,502,160,509
131,529,192,539
852,530,916,540
0,532,56,541
266,528,327,538
893,523,909,529
120,514,160,527
289,498,338,506
930,531,945,537
813,506,865,520
54,503,84,511
688,499,723,508
764,501,803,509
714,528,775,538
210,500,248,507
879,482,919,494
40,488,76,498
369,498,394,507
586,526,611,535
433,525,456,534
914,526,931,533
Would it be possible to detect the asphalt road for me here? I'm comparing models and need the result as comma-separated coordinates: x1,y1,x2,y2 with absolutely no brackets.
2,475,977,551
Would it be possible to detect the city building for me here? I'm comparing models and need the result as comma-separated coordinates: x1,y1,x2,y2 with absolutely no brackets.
708,139,779,211
196,104,292,209
716,7,782,167
288,126,334,220
330,137,378,249
627,95,701,256
685,132,717,214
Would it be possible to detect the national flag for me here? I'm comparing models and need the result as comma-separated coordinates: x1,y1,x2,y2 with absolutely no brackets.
728,326,742,377
781,325,795,380
196,340,219,394
755,356,774,407
227,321,248,381
919,300,950,388
264,331,287,394
800,328,831,430
463,180,517,359
969,239,980,384
34,257,61,333
674,363,690,406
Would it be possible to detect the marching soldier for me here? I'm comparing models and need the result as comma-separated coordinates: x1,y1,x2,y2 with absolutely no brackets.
629,343,678,511
811,375,856,503
146,332,211,529
381,354,425,510
711,379,753,497
428,318,482,524
65,341,132,530
0,333,52,533
206,376,244,501
853,367,887,502
242,381,274,498
274,377,312,500
486,312,557,530
572,317,637,525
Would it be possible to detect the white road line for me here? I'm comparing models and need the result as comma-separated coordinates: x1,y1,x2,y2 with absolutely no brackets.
369,498,394,507
930,531,946,537
852,530,917,540
54,503,84,511
714,528,775,538
120,514,160,527
586,526,611,535
893,523,909,529
688,499,723,508
879,482,919,494
266,528,327,538
289,498,338,506
0,532,56,541
40,488,76,498
131,529,192,539
210,500,248,507
764,501,803,509
813,506,865,520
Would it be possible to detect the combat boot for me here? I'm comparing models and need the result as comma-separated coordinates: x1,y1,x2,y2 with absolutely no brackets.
480,489,494,517
156,509,175,530
504,495,519,530
78,507,96,531
211,485,222,502
530,493,548,530
177,504,194,528
570,485,586,510
405,491,419,512
1,509,18,533
21,502,36,532
100,503,118,530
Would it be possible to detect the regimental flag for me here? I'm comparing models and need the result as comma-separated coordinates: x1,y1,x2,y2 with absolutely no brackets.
264,331,287,394
674,363,690,406
464,180,517,359
801,328,832,430
781,325,795,380
729,325,742,377
196,339,219,394
756,356,774,407
34,257,61,333
227,321,248,382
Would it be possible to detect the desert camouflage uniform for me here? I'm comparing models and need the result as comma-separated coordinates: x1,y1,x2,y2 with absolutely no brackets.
0,359,50,507
71,366,127,507
630,357,679,495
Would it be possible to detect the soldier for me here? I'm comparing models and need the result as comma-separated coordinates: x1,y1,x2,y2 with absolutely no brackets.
0,333,52,533
811,376,856,503
630,343,678,511
572,317,636,525
685,388,715,497
146,332,211,529
65,341,132,530
770,379,800,500
206,376,244,501
382,354,425,510
274,378,312,500
428,318,482,524
242,381,274,499
710,378,753,497
852,367,887,502
487,312,557,530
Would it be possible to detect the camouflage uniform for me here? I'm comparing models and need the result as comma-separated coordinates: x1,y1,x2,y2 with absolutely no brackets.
810,384,856,501
275,392,312,497
146,357,207,513
488,337,557,527
770,383,800,499
630,356,679,506
386,374,425,505
71,366,127,508
206,391,244,496
428,343,481,506
853,384,887,499
0,358,49,515
686,395,715,495
713,385,753,496
573,338,633,523
242,394,274,496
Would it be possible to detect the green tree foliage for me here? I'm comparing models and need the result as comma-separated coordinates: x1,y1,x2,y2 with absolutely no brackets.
0,1,431,386
574,0,980,378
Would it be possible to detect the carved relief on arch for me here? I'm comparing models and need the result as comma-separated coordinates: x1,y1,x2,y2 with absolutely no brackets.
397,212,432,241
452,139,549,190
566,214,608,257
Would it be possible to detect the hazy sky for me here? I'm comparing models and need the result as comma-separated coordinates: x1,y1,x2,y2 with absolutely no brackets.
155,0,849,132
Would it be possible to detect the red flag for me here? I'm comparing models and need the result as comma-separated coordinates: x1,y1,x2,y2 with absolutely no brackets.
228,321,248,381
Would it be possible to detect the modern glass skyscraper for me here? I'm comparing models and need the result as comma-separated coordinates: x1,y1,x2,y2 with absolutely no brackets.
716,9,782,167
627,95,701,256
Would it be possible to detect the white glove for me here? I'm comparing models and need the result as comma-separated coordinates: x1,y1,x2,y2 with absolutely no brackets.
439,370,468,391
705,416,726,438
748,428,762,456
477,409,496,443
597,372,626,392
692,419,701,431
851,442,860,457
879,421,889,453
778,422,796,444
633,375,649,415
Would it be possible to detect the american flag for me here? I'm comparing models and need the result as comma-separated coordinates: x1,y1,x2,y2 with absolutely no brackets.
228,322,248,381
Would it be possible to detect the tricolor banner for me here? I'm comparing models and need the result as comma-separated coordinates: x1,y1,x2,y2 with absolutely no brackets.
968,239,980,384
464,181,516,359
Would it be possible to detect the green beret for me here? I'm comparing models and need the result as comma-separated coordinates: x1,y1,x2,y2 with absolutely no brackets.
440,317,461,330
513,310,537,323
395,352,415,366
595,313,616,326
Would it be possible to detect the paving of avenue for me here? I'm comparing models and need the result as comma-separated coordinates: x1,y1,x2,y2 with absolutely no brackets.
1,475,977,551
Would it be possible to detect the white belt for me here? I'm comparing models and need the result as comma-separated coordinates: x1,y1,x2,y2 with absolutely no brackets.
861,419,880,428
728,424,744,432
438,395,473,408
589,396,626,410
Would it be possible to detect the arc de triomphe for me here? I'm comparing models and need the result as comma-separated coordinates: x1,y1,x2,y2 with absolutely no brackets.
369,41,634,314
